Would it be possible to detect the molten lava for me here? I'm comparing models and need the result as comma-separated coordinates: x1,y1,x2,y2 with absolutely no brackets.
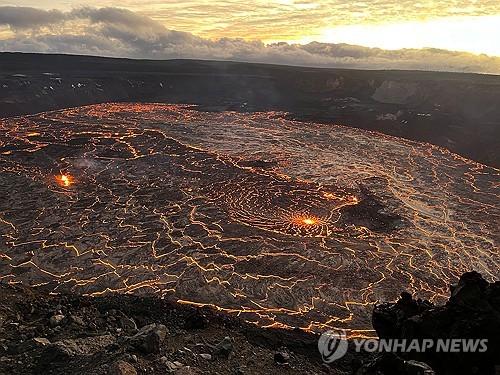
302,218,317,225
291,215,321,226
56,174,73,187
0,103,497,337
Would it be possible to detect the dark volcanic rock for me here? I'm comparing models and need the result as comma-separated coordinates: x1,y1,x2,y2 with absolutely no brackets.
8,337,51,354
110,360,137,375
274,350,290,364
119,315,138,334
0,273,498,374
340,177,408,232
129,323,167,354
357,353,435,375
372,291,432,338
49,314,66,327
213,336,233,358
47,334,116,358
183,312,209,330
0,283,338,374
372,272,500,375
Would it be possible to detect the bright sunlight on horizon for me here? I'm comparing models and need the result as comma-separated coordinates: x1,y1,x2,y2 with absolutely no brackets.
279,15,500,57
1,1,500,73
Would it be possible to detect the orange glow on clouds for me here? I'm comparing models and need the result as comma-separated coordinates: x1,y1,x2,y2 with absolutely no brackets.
314,16,500,57
9,1,500,56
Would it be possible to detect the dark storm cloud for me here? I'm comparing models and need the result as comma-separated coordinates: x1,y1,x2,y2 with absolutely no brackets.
0,6,66,29
0,6,499,74
74,7,168,34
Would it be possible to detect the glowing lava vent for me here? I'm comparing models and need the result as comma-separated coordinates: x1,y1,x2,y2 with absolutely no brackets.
56,174,74,187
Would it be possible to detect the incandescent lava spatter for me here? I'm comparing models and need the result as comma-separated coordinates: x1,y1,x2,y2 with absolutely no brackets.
0,103,498,337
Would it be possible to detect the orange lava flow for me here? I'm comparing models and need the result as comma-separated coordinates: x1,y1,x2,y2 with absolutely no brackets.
292,215,321,226
302,218,317,225
56,174,74,187
1,102,498,337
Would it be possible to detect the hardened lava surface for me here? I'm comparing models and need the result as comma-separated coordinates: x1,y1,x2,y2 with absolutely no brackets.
0,103,498,336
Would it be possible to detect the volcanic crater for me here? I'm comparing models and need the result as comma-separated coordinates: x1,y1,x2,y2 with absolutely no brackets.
0,103,498,336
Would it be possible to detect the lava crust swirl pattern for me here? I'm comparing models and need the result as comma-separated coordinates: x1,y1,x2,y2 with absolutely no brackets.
0,103,498,336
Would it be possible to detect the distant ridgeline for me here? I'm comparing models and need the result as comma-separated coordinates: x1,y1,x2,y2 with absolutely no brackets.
1,52,499,167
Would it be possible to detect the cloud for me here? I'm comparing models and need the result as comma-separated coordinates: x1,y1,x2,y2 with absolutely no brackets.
0,6,66,30
11,0,499,42
0,6,499,74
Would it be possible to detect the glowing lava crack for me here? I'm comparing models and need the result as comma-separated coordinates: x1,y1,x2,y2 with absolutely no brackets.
298,217,318,226
56,174,74,187
0,103,498,337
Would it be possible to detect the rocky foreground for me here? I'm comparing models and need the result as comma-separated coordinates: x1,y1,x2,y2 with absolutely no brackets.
0,272,498,375
0,284,338,375
369,271,500,375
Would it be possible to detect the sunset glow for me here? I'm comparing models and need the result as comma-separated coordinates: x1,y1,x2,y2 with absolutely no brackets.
315,16,500,57
2,1,499,57
0,0,499,370
0,2,499,73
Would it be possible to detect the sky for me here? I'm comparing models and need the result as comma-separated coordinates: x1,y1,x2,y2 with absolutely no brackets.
1,1,500,73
